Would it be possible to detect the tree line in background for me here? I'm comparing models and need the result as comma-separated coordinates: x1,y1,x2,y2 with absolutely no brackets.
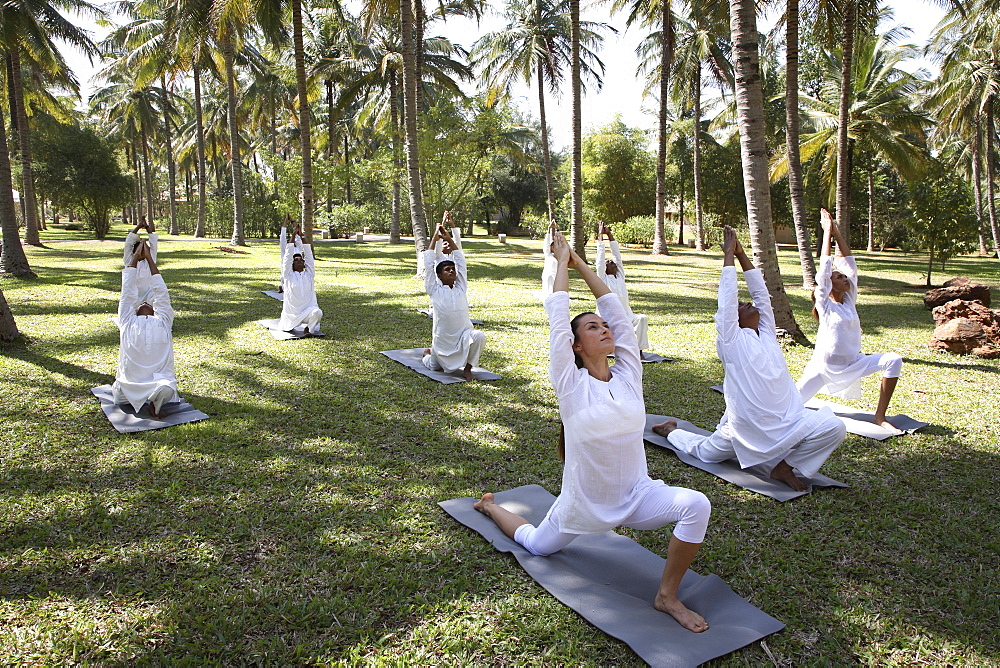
1,0,999,342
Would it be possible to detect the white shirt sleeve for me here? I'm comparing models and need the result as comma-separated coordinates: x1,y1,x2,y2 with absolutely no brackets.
423,249,438,295
715,266,740,344
148,233,159,262
610,240,626,278
148,274,174,328
118,267,139,324
596,239,607,279
545,291,581,405
123,232,139,267
744,268,776,339
596,292,641,383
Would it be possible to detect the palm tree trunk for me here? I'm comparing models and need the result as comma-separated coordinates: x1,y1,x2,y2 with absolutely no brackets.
9,49,40,246
867,160,875,251
292,0,314,244
693,63,705,251
652,0,671,255
0,286,17,341
678,167,685,244
140,121,156,225
221,31,247,246
730,0,803,339
193,64,208,238
569,0,586,259
162,75,179,235
400,0,430,251
784,0,815,286
326,78,334,214
972,117,987,255
0,103,32,277
390,70,402,244
987,107,1000,258
344,133,351,204
834,0,856,241
537,67,557,224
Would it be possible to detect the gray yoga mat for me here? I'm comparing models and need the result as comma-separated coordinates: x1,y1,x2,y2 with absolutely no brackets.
257,318,326,341
643,415,849,502
804,397,928,441
641,352,673,364
416,308,483,326
91,384,209,433
262,290,283,301
380,348,501,384
439,484,785,666
709,385,927,441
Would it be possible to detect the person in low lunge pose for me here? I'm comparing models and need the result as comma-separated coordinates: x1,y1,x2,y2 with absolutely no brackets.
475,230,712,632
653,225,846,492
796,209,903,432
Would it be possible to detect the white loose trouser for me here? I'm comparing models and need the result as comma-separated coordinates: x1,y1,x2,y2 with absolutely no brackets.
667,411,846,479
422,330,486,372
632,313,649,351
797,351,902,401
513,484,711,557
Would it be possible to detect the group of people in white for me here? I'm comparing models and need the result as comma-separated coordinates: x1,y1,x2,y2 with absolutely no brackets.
475,210,904,633
111,210,901,632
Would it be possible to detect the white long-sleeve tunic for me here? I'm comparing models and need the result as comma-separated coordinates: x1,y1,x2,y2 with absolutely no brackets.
122,232,159,302
424,248,476,372
596,239,634,317
113,268,178,411
801,255,867,398
716,267,821,468
545,291,663,534
537,229,559,302
278,236,320,331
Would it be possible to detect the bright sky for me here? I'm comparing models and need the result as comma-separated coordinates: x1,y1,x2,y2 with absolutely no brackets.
60,1,946,151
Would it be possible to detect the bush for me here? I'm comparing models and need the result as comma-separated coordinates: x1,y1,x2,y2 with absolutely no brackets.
521,212,550,239
610,216,656,246
317,202,394,238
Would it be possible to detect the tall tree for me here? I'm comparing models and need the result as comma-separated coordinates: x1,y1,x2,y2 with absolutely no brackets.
0,0,101,246
0,96,33,276
0,286,17,341
472,0,608,225
729,0,802,338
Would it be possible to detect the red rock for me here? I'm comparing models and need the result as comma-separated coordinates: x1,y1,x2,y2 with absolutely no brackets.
923,278,991,309
929,298,1000,357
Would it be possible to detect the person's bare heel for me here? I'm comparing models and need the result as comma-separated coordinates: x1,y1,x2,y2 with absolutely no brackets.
654,594,708,633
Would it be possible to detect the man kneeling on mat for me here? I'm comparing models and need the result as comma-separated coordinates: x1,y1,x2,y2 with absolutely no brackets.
113,239,178,418
422,222,486,381
476,230,711,632
278,221,323,335
653,226,846,491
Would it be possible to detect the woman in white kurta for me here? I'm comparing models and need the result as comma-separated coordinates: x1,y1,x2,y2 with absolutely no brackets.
278,224,323,334
474,231,712,633
113,240,178,417
654,226,846,492
422,224,486,381
797,209,902,431
121,218,158,303
595,221,650,352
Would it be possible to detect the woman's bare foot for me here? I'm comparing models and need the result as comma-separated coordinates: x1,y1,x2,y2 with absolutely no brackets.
473,492,495,514
148,402,163,419
654,593,709,632
770,460,807,491
652,419,678,438
463,363,475,381
423,348,431,356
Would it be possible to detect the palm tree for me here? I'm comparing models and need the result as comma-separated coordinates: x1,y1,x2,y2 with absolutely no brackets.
925,6,1000,256
0,287,17,341
472,0,609,224
0,101,33,276
0,0,102,246
729,0,802,339
569,0,585,256
660,0,730,250
773,34,930,251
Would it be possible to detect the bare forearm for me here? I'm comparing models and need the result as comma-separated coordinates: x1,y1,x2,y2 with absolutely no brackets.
735,249,754,271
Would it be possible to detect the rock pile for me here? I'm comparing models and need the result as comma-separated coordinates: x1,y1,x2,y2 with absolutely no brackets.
923,276,992,309
929,297,1000,358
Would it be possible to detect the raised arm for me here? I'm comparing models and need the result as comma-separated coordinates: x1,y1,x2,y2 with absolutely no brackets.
147,262,174,328
823,208,852,258
147,218,159,262
119,245,143,322
595,235,607,279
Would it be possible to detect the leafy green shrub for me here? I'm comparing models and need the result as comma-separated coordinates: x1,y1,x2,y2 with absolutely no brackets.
317,202,395,238
610,216,656,246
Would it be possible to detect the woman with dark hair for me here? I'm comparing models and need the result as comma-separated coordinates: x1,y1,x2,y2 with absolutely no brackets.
474,231,712,633
797,209,903,432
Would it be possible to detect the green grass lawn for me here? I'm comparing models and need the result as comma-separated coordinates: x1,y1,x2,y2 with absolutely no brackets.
2,226,999,664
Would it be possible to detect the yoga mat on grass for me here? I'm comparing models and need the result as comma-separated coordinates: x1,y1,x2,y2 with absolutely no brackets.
262,290,283,301
91,384,209,433
641,352,673,364
643,415,848,502
804,397,928,441
709,386,927,440
257,318,326,341
380,348,500,384
439,484,785,667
